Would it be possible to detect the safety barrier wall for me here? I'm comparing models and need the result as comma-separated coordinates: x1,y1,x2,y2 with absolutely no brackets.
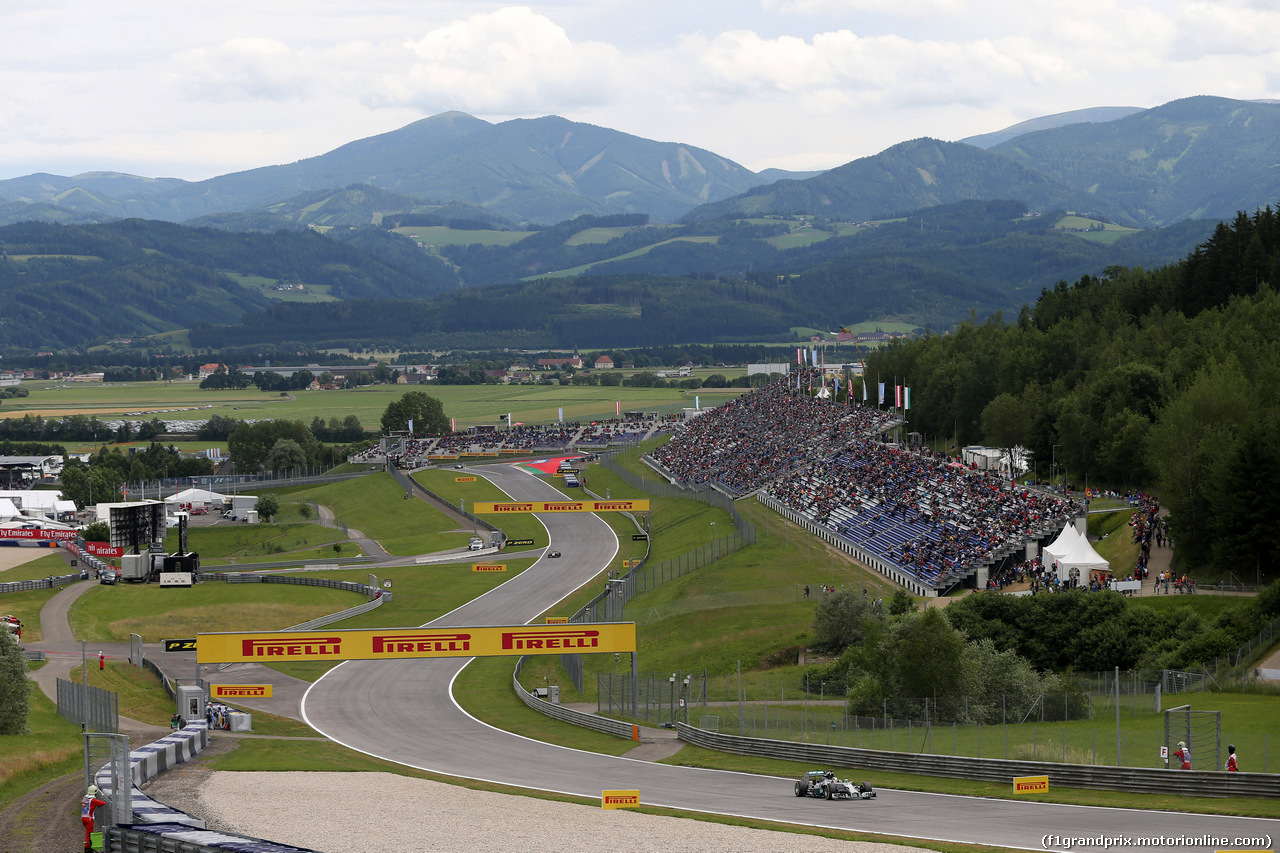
513,656,635,740
0,571,81,594
675,723,1280,798
106,823,319,853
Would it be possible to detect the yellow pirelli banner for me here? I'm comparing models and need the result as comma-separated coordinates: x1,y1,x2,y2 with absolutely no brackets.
601,790,640,810
209,684,273,699
427,454,459,460
473,499,650,514
1013,775,1049,794
472,563,506,573
545,616,569,624
195,623,637,664
455,476,477,482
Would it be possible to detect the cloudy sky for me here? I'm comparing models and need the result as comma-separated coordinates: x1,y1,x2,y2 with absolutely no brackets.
2,0,1277,180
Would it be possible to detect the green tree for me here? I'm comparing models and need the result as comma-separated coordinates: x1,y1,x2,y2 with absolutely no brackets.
264,439,308,472
380,391,449,435
811,589,880,652
228,420,321,472
888,589,916,615
980,392,1031,473
0,629,29,734
255,493,280,522
82,520,111,542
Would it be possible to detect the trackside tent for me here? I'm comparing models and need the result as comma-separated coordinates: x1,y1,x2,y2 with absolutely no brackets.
1041,523,1080,572
1052,530,1110,582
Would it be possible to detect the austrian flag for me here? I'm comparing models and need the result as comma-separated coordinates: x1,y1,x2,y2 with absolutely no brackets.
896,385,912,409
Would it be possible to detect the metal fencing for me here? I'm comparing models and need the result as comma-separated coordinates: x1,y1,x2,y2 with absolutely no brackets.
85,732,132,826
123,467,371,500
593,667,1273,770
554,450,757,691
57,677,119,733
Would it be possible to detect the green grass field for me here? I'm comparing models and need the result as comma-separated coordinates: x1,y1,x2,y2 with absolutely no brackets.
391,226,531,247
68,579,360,643
0,378,737,432
0,691,83,811
526,236,719,280
1055,215,1140,245
283,472,468,556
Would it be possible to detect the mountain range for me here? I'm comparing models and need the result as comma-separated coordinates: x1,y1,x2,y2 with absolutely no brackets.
3,96,1278,230
0,95,1275,352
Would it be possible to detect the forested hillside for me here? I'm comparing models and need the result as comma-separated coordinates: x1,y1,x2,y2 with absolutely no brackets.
866,207,1280,579
0,220,460,348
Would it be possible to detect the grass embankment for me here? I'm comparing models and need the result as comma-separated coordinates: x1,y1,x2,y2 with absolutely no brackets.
282,473,465,556
0,553,74,642
68,580,358,643
164,522,349,565
0,691,83,811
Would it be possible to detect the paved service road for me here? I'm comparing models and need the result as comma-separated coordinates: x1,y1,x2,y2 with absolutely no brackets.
304,465,1280,853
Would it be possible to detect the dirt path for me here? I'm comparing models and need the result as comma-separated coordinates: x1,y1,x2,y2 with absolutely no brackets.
0,771,86,853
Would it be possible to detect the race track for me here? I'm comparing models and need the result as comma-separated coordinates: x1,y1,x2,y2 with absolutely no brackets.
303,464,1279,853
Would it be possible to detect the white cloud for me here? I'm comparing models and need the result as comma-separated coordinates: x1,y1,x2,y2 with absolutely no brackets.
1,1,1278,180
171,38,313,103
373,7,626,114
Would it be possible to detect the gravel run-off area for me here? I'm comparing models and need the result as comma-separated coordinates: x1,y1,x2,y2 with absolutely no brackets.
144,769,921,853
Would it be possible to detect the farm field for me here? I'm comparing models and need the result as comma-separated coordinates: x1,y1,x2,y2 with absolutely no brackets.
0,379,747,432
391,226,531,247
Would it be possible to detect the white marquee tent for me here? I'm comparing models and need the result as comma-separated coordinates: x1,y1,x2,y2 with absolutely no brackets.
1041,523,1080,571
1045,524,1110,583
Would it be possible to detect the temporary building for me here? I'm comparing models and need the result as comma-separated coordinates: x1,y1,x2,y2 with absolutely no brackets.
164,488,227,509
1050,528,1110,583
1040,523,1080,571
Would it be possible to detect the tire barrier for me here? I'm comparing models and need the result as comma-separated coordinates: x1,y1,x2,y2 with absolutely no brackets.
94,724,322,852
93,723,210,829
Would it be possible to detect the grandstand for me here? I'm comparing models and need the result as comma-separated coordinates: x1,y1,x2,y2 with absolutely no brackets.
643,373,1080,596
362,416,677,469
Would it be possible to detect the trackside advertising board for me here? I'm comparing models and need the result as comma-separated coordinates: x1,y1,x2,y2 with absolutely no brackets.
210,684,273,699
601,790,640,809
195,623,637,664
0,528,78,541
1013,775,1049,794
473,499,650,514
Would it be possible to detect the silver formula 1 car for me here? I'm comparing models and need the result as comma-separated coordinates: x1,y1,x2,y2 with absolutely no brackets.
793,770,876,800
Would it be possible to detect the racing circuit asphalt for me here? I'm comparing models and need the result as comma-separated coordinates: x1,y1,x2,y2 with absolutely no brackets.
302,464,1280,853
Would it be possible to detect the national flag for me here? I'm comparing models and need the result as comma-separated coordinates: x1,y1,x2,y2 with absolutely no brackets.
450,417,456,432
904,387,912,410
616,401,620,416
895,385,903,408
862,379,868,402
878,382,885,405
796,347,802,365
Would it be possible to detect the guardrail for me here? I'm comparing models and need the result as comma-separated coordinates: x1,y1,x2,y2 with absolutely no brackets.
513,656,635,740
675,723,1280,797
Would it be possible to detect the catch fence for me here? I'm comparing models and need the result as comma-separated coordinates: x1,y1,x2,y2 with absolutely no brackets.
57,677,119,733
